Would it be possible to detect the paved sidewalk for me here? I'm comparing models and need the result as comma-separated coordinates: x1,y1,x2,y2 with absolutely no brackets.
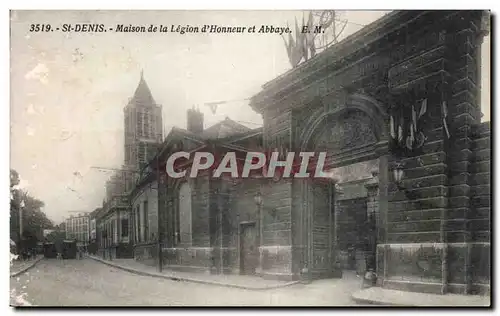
10,255,43,278
88,255,300,290
352,287,491,307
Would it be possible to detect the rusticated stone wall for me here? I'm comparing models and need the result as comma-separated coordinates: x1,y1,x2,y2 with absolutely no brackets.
249,11,490,293
469,122,490,294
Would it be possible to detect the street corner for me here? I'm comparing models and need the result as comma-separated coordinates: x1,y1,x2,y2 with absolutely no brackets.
351,287,394,306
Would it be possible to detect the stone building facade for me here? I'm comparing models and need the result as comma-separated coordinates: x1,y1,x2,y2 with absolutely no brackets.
132,109,262,272
128,10,490,295
246,10,491,293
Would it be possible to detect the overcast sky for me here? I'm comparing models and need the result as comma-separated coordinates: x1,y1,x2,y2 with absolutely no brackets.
10,10,490,223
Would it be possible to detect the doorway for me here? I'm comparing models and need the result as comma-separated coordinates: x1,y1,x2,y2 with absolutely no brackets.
328,159,379,275
239,222,258,275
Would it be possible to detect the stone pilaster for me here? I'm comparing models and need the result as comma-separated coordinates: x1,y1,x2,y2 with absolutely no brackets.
444,10,486,294
365,169,380,281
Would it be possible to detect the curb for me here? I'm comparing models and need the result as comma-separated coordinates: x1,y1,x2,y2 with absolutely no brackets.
88,256,300,291
351,292,400,306
10,257,44,278
351,289,491,307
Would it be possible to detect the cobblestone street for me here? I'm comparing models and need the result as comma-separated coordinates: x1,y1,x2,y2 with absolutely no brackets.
10,259,363,306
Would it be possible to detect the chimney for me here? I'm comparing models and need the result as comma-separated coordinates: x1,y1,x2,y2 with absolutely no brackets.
187,107,204,134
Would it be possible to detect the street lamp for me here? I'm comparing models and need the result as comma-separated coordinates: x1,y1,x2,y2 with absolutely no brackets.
254,192,263,206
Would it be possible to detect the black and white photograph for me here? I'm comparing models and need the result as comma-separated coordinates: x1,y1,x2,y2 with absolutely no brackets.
8,7,492,307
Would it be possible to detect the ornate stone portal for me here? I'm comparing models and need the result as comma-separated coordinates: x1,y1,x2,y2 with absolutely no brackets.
250,11,490,294
313,110,377,155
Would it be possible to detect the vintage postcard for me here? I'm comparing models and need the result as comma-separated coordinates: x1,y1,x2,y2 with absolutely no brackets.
9,10,491,307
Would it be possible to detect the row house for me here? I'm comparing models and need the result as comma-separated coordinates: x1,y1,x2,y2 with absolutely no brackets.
96,194,132,258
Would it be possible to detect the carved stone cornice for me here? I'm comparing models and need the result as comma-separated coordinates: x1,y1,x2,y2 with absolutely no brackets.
298,93,388,151
249,11,465,114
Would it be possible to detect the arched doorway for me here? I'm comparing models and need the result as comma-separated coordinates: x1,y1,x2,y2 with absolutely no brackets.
298,93,387,279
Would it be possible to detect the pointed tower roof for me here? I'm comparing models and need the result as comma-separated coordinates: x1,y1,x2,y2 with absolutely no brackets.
130,70,156,107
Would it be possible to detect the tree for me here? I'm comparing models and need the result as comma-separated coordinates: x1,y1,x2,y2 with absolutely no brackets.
10,169,53,245
10,169,20,188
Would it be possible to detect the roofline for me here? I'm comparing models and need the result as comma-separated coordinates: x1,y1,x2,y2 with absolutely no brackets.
250,10,432,111
225,129,263,144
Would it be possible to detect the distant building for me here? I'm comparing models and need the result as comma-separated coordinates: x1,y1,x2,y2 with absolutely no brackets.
65,213,90,246
89,208,100,243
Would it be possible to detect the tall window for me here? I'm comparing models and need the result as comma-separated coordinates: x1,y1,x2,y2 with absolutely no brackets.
121,218,129,237
178,182,192,246
137,110,143,137
143,201,149,241
150,115,156,139
136,205,141,242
